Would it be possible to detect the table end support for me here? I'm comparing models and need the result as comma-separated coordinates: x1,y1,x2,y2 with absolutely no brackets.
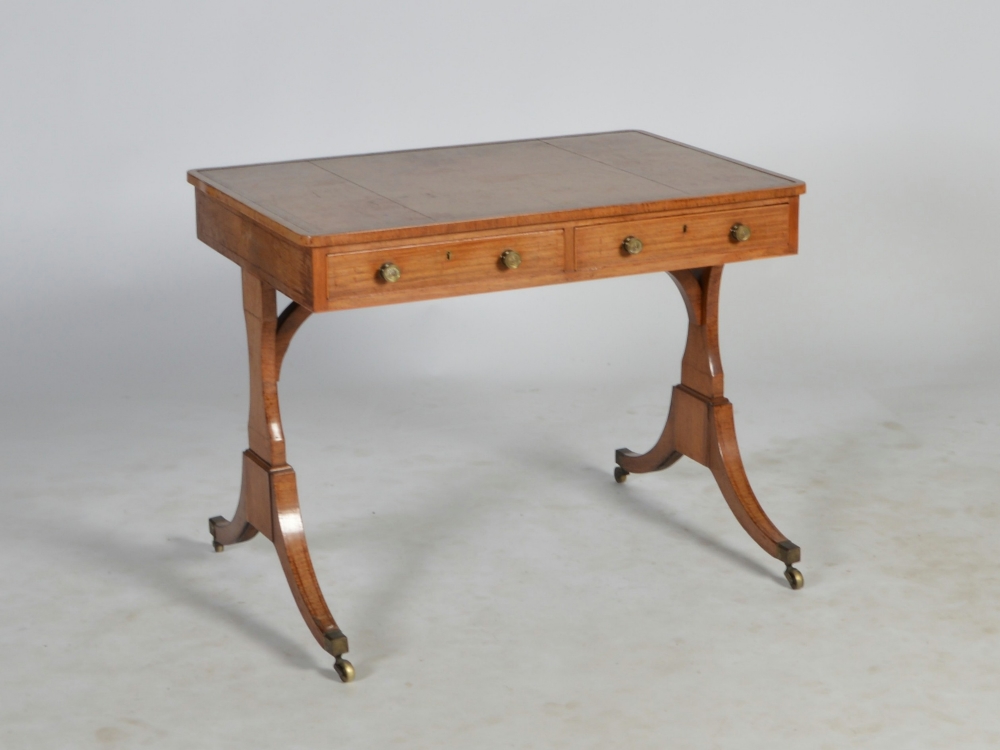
615,266,803,589
208,270,354,679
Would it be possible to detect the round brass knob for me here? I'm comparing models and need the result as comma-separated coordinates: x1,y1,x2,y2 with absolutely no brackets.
500,249,521,269
379,262,401,283
622,236,643,255
730,223,751,242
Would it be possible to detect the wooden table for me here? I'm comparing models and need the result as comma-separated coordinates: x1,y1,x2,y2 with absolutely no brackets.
188,130,806,682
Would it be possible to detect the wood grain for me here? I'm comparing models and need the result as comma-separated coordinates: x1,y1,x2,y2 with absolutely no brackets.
242,271,285,465
190,132,804,311
196,190,316,308
189,130,805,251
209,272,351,660
196,132,807,670
615,266,800,565
574,202,791,275
326,229,565,309
275,302,311,380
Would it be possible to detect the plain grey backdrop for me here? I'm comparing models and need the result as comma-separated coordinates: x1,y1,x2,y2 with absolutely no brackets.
2,1,999,748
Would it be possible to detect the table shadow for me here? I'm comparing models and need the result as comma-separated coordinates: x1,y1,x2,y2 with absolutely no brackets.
14,515,330,676
579,463,787,587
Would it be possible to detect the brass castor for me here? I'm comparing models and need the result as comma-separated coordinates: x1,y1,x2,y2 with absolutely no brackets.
784,566,804,590
334,657,355,683
614,466,629,484
208,517,224,552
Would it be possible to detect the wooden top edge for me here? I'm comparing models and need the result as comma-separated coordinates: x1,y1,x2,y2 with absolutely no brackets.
188,174,805,249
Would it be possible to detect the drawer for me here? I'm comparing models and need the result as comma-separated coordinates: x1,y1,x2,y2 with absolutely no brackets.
326,230,565,303
575,203,792,273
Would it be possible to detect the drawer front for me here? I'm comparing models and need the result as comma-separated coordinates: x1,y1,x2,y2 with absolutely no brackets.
575,203,792,273
326,230,565,304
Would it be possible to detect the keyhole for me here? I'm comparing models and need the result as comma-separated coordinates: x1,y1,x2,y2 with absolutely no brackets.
682,225,688,233
446,251,452,260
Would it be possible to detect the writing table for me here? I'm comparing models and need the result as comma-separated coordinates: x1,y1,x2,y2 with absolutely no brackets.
188,130,806,682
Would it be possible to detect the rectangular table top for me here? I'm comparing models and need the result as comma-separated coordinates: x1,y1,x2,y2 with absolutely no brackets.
188,130,803,248
189,131,804,312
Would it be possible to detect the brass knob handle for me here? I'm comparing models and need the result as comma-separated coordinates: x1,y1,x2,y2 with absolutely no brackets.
379,262,401,283
500,249,521,269
622,235,643,255
730,223,751,242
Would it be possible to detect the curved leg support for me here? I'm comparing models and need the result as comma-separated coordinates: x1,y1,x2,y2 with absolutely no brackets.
616,407,682,476
709,401,800,565
208,457,261,551
267,457,351,660
615,266,802,585
208,271,354,678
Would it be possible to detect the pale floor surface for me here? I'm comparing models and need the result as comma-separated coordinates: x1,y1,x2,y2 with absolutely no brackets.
2,379,999,749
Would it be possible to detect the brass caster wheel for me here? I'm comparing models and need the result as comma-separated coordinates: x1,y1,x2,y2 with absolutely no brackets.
614,466,629,484
208,517,225,552
784,566,804,590
334,657,355,683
